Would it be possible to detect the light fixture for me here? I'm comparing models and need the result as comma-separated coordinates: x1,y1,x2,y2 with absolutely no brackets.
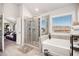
35,8,39,12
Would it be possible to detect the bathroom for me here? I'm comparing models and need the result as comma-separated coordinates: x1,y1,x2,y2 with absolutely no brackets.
0,3,79,56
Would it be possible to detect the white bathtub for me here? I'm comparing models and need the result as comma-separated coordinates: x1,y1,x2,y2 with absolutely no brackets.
42,38,71,56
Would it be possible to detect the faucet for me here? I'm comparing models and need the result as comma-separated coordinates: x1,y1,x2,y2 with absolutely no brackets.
49,33,51,39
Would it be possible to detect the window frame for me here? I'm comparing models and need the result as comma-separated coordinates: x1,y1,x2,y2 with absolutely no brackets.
50,13,73,34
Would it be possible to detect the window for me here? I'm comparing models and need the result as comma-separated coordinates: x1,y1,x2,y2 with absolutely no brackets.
52,15,72,33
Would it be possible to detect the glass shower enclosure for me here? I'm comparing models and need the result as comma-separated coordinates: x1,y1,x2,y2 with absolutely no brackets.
24,18,39,47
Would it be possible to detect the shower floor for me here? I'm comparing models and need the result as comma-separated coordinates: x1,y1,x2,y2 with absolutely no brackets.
31,41,39,47
26,41,39,47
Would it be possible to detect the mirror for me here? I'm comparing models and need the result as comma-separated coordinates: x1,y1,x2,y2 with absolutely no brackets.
40,15,49,35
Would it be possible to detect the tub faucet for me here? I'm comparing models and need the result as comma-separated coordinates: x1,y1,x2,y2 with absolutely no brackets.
49,33,51,39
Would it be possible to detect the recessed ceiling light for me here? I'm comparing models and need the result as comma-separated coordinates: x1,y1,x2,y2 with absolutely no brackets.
35,8,39,12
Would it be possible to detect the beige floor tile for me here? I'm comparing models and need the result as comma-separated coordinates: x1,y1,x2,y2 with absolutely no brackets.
0,39,43,56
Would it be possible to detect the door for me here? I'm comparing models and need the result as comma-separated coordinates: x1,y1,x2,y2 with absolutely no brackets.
31,20,37,46
24,18,31,44
24,18,39,47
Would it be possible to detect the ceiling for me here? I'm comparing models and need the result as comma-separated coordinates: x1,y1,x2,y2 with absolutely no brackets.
24,3,75,16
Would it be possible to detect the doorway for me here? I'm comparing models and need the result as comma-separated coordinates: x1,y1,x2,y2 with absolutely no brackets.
4,18,16,50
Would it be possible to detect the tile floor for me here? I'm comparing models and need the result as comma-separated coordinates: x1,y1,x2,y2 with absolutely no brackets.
0,39,44,56
1,39,79,56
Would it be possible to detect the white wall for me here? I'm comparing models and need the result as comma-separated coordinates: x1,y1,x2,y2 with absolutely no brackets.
16,4,32,46
77,4,79,22
16,17,22,45
3,3,20,19
22,4,32,17
21,4,32,46
0,4,3,15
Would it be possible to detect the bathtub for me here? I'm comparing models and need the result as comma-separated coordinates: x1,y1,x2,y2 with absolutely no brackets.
42,38,71,56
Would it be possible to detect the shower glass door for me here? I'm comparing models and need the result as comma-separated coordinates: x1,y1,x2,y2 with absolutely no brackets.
31,20,39,47
24,18,39,47
24,19,31,44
